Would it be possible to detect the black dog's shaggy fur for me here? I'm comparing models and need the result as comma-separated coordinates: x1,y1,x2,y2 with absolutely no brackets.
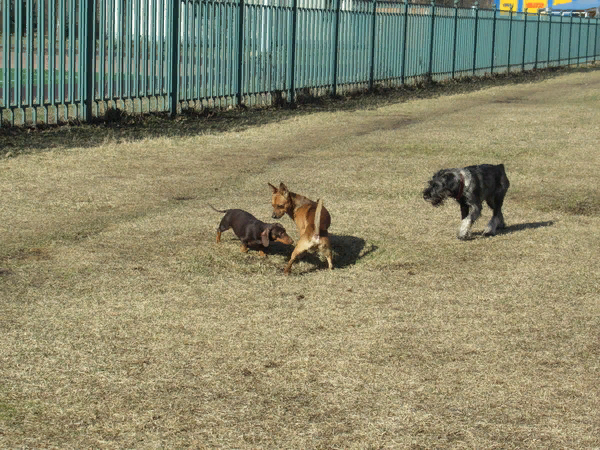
423,164,510,240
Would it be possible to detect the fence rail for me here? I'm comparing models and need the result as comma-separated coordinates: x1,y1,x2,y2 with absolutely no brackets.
1,0,599,127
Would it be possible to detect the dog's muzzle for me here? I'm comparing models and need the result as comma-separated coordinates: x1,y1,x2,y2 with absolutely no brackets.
423,186,446,207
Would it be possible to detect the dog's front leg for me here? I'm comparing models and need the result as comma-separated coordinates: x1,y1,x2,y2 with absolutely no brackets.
458,203,481,240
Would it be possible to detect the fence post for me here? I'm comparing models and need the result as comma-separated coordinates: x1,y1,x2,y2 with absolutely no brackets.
490,3,497,74
534,9,541,69
576,15,582,66
568,13,573,66
547,11,552,67
558,13,563,64
85,0,95,122
332,0,341,96
451,0,459,78
507,5,513,73
369,0,378,90
594,18,599,62
237,0,245,106
170,0,181,117
472,1,479,76
290,0,298,104
522,9,528,72
427,0,436,79
401,1,409,84
584,14,590,63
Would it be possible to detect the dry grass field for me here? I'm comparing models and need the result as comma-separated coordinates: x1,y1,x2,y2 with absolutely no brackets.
1,68,599,449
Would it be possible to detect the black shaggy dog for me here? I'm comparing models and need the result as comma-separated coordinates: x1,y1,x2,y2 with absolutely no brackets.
423,164,510,240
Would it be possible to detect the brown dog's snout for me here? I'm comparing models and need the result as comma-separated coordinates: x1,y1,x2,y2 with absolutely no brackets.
272,212,278,219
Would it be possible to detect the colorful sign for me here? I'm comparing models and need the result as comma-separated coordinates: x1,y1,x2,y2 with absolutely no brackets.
524,0,548,12
499,0,518,12
496,0,572,12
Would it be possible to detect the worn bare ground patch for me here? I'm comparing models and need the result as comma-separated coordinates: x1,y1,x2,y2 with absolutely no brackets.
1,69,599,448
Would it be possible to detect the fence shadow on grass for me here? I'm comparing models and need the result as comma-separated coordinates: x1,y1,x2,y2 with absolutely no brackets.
3,66,599,157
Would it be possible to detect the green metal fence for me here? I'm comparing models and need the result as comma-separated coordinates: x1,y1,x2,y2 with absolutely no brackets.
1,0,599,127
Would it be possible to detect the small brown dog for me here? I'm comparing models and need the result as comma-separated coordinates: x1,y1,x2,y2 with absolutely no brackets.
209,205,293,257
268,182,333,274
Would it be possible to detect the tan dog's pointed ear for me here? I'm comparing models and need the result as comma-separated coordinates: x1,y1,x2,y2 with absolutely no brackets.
268,183,278,193
261,228,270,247
279,182,289,199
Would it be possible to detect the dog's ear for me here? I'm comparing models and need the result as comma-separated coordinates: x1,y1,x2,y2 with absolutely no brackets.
279,182,289,199
261,228,270,247
268,183,278,194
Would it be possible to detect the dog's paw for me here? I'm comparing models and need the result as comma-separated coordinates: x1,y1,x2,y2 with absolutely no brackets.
483,227,495,237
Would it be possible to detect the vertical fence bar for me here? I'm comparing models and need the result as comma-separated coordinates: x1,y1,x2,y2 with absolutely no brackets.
86,0,95,121
150,0,156,102
237,0,245,105
116,0,123,106
108,0,115,104
15,0,22,120
576,15,582,66
594,18,600,62
290,0,298,103
427,0,436,78
490,3,497,74
38,0,47,122
507,6,513,72
401,1,408,84
59,0,66,120
584,14,590,62
332,0,341,96
534,10,540,69
167,0,173,105
26,0,33,123
547,11,552,66
568,13,573,65
181,0,187,104
99,0,105,104
68,0,75,115
369,0,377,89
143,0,149,104
451,0,458,78
558,13,563,65
1,0,9,125
522,10,527,72
472,1,479,76
171,0,180,116
159,0,165,106
125,0,131,101
133,0,140,105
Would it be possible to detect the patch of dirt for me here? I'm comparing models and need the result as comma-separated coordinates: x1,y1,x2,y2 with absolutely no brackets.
13,248,53,261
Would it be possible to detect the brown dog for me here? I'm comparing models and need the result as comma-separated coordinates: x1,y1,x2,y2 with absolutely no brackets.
268,182,333,274
209,205,293,257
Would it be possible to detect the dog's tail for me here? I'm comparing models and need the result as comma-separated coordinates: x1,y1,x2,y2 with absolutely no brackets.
498,164,510,191
313,199,323,242
207,203,228,214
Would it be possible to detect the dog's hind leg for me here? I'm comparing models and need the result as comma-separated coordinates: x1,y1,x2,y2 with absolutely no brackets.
284,236,313,275
319,236,333,270
484,193,506,236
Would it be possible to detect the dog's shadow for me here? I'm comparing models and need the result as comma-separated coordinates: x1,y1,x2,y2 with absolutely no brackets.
472,220,556,237
298,234,377,271
220,238,293,258
497,220,556,235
